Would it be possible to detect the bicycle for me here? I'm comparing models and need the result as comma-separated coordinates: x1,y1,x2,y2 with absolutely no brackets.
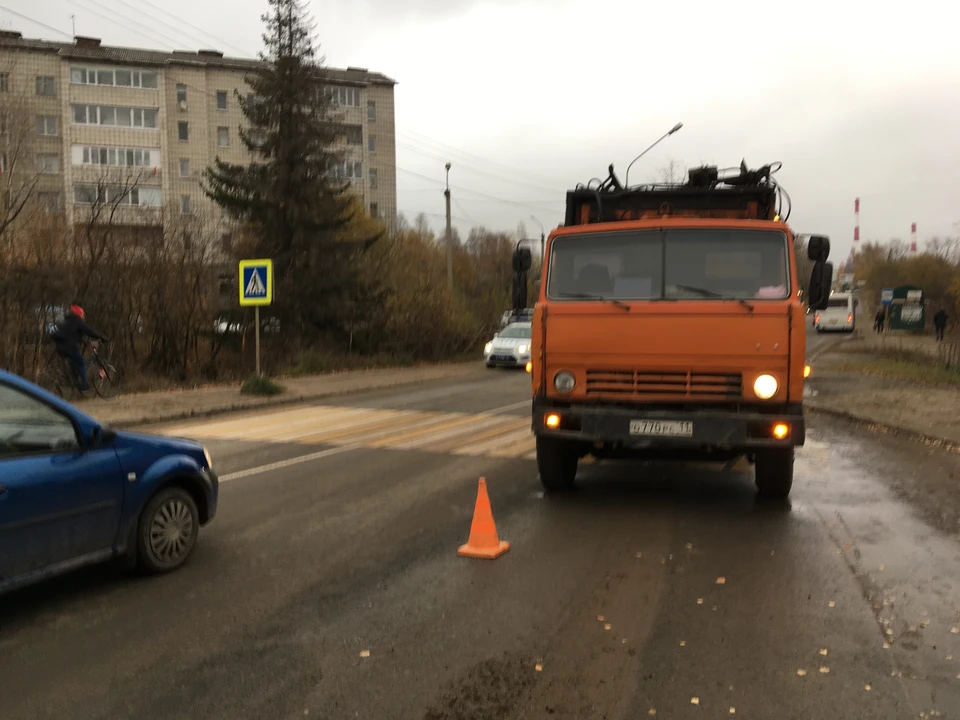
39,339,124,400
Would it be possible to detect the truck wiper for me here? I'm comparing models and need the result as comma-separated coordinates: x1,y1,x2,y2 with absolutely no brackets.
673,285,754,312
556,292,631,312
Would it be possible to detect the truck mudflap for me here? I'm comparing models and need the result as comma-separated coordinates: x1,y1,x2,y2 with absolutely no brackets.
532,398,805,450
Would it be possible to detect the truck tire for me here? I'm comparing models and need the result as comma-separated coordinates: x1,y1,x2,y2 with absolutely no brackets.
754,448,794,499
537,436,578,492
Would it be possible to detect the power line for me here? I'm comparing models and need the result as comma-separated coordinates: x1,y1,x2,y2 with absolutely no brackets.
128,0,255,57
68,0,185,50
0,4,72,38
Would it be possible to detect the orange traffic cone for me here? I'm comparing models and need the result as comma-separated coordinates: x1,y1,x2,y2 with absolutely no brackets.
458,478,510,559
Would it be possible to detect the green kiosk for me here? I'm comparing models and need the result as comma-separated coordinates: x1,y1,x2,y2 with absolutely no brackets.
887,285,925,331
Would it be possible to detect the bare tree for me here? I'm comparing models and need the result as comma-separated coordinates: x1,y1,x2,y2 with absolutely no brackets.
0,51,42,239
657,158,687,184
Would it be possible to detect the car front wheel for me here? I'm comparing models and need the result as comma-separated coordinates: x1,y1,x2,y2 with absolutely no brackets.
137,487,200,573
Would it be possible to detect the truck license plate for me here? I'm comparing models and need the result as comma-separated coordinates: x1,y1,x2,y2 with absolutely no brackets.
629,420,694,438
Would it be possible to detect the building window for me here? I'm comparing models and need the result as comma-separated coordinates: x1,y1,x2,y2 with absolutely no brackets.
370,202,379,219
369,168,377,188
73,184,160,207
38,154,60,174
216,91,227,110
180,195,191,215
70,67,156,88
36,115,57,136
367,101,376,122
179,158,190,177
77,145,155,168
344,125,362,145
326,85,360,107
176,83,187,104
217,126,229,147
368,135,376,153
37,192,61,212
178,122,189,141
0,73,8,92
36,76,55,96
71,104,158,128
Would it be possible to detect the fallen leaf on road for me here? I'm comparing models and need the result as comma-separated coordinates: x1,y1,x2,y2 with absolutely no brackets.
648,709,656,716
716,577,726,585
828,601,836,608
836,549,843,555
697,598,704,605
878,564,885,571
820,666,830,674
597,615,606,622
622,638,627,644
797,669,807,676
636,552,643,558
909,626,917,632
604,623,612,630
952,628,959,634
686,543,693,549
887,629,894,636
947,655,953,661
359,650,370,658
729,708,736,714
680,640,686,647
843,541,851,548
820,649,828,656
865,685,872,691
771,550,775,556
920,620,930,628
883,643,891,649
690,697,700,705
712,605,718,611
535,663,543,672
669,554,674,560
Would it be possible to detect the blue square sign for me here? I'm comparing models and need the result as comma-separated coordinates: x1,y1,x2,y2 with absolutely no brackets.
239,259,273,306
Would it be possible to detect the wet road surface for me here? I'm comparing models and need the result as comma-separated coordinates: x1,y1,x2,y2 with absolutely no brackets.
3,329,959,719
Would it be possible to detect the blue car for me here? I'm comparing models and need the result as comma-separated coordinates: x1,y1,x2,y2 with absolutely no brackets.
0,370,218,595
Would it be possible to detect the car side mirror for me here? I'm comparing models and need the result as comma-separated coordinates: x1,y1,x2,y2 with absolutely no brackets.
807,235,830,263
89,425,117,448
808,262,834,310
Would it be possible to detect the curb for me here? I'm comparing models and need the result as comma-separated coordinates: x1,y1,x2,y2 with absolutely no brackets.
805,403,960,455
89,364,482,430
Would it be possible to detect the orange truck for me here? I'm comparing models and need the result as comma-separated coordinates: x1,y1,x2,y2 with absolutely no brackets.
529,162,833,498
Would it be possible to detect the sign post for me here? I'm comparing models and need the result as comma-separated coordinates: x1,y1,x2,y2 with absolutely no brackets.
881,288,894,306
238,259,274,376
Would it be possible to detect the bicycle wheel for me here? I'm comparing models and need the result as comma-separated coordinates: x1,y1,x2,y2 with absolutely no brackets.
93,361,123,399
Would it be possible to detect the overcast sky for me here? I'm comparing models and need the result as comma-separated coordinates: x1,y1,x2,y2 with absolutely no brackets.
4,0,959,260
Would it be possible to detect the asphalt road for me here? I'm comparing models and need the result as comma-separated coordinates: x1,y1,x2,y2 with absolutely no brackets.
3,325,960,720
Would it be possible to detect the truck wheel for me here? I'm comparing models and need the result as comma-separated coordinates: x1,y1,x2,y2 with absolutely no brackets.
137,487,200,574
754,448,794,499
537,437,578,492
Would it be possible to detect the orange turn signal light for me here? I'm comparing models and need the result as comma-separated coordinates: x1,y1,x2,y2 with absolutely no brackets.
803,365,811,378
772,423,790,440
525,361,532,373
545,413,561,429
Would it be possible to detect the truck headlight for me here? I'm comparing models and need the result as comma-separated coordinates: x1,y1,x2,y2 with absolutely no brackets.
753,374,779,400
554,370,576,394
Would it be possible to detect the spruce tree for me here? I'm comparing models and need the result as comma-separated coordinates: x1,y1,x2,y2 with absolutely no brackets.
203,0,376,338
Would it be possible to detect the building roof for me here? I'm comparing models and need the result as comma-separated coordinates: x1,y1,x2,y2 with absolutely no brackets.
0,31,397,86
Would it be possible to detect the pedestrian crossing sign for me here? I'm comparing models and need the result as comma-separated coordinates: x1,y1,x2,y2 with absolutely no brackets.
239,259,274,307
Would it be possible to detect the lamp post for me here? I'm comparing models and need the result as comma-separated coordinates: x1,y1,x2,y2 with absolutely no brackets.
624,122,684,187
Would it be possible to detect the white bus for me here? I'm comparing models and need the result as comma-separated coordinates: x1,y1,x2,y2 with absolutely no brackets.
815,292,855,332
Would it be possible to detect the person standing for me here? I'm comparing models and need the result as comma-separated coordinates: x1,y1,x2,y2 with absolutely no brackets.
875,307,885,334
934,307,948,341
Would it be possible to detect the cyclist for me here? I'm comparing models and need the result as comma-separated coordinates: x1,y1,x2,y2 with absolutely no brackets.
52,304,108,393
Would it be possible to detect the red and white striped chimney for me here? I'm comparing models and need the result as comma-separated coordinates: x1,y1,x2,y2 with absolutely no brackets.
854,198,860,243
911,222,917,252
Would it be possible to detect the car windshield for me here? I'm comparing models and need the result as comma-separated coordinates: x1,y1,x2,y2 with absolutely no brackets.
547,229,790,300
498,324,531,339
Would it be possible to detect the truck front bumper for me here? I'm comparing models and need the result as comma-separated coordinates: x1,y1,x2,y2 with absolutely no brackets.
533,398,805,450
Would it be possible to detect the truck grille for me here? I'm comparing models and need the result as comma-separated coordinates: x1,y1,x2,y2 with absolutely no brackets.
585,369,743,400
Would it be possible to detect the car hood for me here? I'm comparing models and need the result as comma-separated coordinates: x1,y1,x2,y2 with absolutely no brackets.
113,429,205,457
491,337,530,350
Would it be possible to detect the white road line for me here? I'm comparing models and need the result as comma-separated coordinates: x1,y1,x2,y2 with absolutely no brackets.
219,444,363,482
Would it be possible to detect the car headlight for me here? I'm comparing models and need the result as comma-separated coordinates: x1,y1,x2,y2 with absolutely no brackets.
517,344,528,354
203,447,214,469
484,342,493,354
753,374,779,400
554,370,576,394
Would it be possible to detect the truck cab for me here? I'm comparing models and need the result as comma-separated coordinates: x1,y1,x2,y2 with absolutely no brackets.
529,162,833,499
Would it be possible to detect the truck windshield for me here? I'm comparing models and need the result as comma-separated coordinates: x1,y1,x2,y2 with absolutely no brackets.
547,229,790,301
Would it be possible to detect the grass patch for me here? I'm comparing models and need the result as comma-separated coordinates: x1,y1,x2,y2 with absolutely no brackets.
240,374,285,395
831,355,960,387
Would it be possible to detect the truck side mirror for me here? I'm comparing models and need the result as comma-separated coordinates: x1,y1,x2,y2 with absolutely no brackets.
513,247,532,272
807,235,830,263
808,262,834,310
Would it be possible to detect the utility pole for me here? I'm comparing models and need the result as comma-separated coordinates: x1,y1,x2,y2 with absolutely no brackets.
529,215,545,264
444,162,453,289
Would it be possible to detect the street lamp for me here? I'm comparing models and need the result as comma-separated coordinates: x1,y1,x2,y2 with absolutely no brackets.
624,122,684,187
444,163,452,289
